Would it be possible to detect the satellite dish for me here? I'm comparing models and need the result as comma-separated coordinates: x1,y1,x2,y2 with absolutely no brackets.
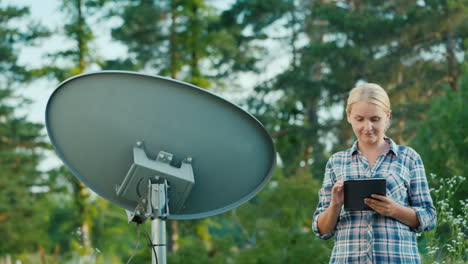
45,71,276,263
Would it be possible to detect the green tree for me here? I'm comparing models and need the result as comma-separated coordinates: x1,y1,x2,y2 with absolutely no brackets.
39,0,104,255
231,170,332,264
0,2,49,256
41,0,100,80
106,0,259,88
237,0,468,176
411,63,468,209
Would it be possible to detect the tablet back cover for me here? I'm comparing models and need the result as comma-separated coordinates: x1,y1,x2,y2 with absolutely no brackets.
344,178,386,211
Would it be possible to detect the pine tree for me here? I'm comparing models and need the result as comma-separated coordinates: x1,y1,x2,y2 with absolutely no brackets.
106,0,259,89
236,0,468,175
0,2,49,255
40,0,102,254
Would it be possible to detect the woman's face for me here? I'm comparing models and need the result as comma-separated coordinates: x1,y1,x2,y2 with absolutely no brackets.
347,100,390,146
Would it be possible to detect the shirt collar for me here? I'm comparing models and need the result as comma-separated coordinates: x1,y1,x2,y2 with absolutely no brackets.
350,137,399,157
386,137,399,157
350,140,359,155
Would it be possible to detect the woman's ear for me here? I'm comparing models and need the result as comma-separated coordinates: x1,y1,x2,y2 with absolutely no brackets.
385,110,392,131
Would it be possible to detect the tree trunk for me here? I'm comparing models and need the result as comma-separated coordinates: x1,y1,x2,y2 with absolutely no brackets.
78,181,92,251
76,0,86,70
38,245,47,264
75,0,92,252
170,0,178,79
190,2,201,85
171,220,179,252
289,0,298,69
444,25,458,91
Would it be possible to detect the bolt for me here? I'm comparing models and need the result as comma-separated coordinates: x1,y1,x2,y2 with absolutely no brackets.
136,141,142,147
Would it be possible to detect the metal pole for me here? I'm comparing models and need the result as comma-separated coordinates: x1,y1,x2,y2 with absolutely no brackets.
151,218,167,264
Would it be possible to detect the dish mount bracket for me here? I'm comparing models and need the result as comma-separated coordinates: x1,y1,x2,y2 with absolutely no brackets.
116,141,195,223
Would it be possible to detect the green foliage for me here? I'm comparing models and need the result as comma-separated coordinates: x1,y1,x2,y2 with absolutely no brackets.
35,0,105,256
411,67,468,178
168,235,235,264
0,2,49,256
245,0,468,176
419,174,467,263
411,64,468,207
106,0,260,88
230,170,332,264
39,0,101,80
90,198,143,260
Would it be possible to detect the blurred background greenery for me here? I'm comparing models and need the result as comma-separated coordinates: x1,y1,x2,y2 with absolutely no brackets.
0,0,466,263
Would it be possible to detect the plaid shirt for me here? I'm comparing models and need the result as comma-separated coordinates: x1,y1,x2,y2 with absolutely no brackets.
312,137,436,264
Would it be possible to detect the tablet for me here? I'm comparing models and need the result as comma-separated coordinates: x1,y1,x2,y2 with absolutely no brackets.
344,178,386,211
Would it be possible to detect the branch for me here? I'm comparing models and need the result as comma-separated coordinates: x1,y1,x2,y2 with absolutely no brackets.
272,129,290,138
0,213,12,222
231,209,253,244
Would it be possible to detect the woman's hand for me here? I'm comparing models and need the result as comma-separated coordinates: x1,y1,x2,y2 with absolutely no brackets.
317,179,345,235
331,180,345,207
364,194,399,217
365,194,421,228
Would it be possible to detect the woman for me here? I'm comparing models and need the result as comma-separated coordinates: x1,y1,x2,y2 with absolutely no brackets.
312,83,436,263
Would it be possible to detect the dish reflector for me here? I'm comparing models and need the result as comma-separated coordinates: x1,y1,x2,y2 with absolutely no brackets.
46,71,275,220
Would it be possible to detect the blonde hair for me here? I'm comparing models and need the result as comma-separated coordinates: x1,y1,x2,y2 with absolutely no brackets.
346,83,391,114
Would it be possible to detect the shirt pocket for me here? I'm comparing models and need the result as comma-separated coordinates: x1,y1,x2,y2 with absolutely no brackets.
385,171,410,206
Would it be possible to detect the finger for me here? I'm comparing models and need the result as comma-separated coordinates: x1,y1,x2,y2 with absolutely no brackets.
365,200,386,212
333,186,343,194
365,198,375,206
364,200,379,211
333,181,344,190
365,198,380,204
369,206,385,215
370,194,388,202
333,186,342,191
365,198,385,208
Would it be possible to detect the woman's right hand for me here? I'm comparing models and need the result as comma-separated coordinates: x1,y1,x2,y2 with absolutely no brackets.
317,179,345,235
331,179,344,207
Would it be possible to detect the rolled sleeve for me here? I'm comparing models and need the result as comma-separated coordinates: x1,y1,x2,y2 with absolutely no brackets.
312,157,338,240
412,206,436,233
312,212,335,240
408,153,437,233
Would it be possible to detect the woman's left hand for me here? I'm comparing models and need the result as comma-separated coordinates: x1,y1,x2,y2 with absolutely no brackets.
364,194,401,217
